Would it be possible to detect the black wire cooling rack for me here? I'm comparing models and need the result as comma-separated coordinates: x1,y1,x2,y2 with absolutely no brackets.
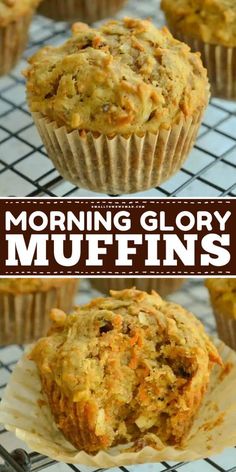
0,0,235,197
1,279,236,472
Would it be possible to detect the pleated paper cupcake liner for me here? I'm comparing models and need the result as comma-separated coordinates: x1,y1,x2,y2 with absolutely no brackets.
213,310,236,351
90,278,185,297
169,29,236,100
0,13,33,76
0,339,236,466
38,0,127,23
32,108,204,195
0,280,77,346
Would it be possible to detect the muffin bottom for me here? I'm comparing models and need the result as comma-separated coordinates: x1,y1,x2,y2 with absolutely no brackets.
32,108,204,195
38,0,127,23
0,13,33,76
90,278,185,297
169,30,236,100
0,280,77,345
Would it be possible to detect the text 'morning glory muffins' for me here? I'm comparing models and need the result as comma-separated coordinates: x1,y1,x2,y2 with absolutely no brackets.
206,279,236,350
90,277,185,298
25,18,209,195
30,288,222,454
0,278,78,345
161,0,236,100
0,0,40,76
38,0,127,24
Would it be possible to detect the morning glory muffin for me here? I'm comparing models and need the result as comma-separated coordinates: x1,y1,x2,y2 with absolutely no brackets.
161,0,236,99
25,18,209,194
38,0,127,23
30,288,221,453
91,278,185,298
0,0,40,75
206,279,236,350
0,278,78,345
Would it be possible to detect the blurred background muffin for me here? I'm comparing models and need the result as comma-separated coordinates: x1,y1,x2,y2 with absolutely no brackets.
25,18,209,195
38,0,127,23
0,0,40,76
206,278,236,350
161,0,236,100
90,277,185,297
0,278,78,345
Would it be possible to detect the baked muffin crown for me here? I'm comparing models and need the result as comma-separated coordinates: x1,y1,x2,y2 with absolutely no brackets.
30,288,221,453
25,17,209,134
161,0,236,47
0,0,40,26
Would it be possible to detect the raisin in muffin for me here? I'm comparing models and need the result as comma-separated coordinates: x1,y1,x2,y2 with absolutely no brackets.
0,278,78,345
161,0,236,99
206,279,236,350
30,288,221,453
24,18,209,194
0,0,40,75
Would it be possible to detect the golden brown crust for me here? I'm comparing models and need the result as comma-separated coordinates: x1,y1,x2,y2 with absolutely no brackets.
0,0,40,26
0,278,77,294
25,18,209,134
206,279,236,320
161,0,236,47
30,288,221,454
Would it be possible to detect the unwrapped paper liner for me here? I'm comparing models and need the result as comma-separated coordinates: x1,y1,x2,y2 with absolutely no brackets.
169,29,236,100
38,0,127,23
32,108,204,195
90,278,185,298
0,339,236,466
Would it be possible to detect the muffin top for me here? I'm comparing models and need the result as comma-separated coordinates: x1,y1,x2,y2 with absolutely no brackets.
0,278,75,294
25,18,208,135
161,0,236,47
0,0,39,26
206,279,236,319
30,288,221,450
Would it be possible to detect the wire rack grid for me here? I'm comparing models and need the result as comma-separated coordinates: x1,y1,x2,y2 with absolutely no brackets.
0,0,236,197
1,279,236,472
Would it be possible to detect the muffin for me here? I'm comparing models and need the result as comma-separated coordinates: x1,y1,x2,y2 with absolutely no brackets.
0,278,78,345
30,288,221,454
24,18,209,195
91,278,185,298
38,0,127,23
206,279,236,350
161,0,236,100
0,0,39,76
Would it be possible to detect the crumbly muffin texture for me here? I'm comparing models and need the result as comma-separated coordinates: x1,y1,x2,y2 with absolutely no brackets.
25,18,208,135
30,288,221,454
206,279,236,319
0,0,39,26
161,0,236,47
0,278,75,294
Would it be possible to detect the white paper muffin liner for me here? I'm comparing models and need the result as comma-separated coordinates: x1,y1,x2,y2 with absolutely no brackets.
0,280,78,346
38,0,127,23
169,29,236,100
0,12,33,76
90,278,185,297
32,108,204,195
0,339,236,466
